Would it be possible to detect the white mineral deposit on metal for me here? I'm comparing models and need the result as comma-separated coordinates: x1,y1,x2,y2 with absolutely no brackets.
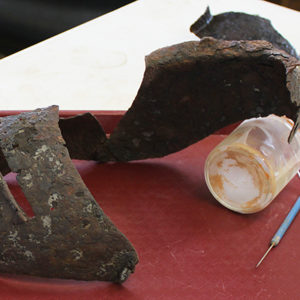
205,115,300,214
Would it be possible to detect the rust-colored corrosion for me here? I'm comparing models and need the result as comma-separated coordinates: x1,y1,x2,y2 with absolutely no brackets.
0,39,298,170
106,38,300,162
0,106,138,282
190,7,298,58
0,38,299,283
58,113,115,162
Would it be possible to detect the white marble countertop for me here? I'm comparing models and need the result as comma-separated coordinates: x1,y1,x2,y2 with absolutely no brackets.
0,0,299,111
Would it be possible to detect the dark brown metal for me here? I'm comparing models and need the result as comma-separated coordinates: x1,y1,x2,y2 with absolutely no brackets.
0,106,138,282
0,148,10,176
0,39,299,169
59,113,115,162
0,112,115,176
190,7,298,59
0,38,299,283
106,38,300,162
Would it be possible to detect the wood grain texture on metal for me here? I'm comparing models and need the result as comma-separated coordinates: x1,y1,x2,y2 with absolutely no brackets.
0,111,299,299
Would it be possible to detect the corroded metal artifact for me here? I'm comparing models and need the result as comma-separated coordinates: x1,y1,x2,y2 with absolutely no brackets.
190,7,298,58
0,38,299,284
1,39,298,169
106,38,300,161
0,106,138,282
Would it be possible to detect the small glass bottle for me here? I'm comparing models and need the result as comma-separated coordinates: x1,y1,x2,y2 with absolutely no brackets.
204,115,300,213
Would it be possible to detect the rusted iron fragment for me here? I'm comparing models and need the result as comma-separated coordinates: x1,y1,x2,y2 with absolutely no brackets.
190,7,298,59
59,113,115,162
287,66,300,142
0,148,10,176
0,106,138,282
0,113,115,176
107,38,300,162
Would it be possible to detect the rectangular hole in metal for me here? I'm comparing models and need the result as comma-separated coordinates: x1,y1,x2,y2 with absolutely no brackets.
4,172,35,218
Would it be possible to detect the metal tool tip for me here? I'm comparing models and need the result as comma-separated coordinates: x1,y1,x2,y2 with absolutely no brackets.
256,243,275,268
288,119,299,144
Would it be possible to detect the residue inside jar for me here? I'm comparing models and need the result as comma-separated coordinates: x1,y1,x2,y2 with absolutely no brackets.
205,145,273,213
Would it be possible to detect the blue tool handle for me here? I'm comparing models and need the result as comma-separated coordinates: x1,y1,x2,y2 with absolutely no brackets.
271,196,300,246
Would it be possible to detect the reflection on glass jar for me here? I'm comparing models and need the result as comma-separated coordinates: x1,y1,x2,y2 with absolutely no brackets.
205,115,300,214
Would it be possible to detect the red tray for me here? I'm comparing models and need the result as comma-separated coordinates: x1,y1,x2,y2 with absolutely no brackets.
0,111,299,300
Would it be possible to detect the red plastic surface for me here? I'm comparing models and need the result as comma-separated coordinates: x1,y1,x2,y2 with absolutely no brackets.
0,113,299,299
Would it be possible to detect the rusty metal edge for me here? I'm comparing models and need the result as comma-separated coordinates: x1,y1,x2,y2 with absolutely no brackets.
0,111,239,135
0,111,126,135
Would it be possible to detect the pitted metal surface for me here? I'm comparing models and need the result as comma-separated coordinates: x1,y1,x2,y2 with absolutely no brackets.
0,106,138,282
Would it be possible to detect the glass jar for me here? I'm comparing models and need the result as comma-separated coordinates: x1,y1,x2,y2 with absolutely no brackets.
204,115,300,213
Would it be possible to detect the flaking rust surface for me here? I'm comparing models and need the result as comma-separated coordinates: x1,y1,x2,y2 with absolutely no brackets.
0,39,298,170
107,38,300,162
59,113,115,162
0,37,299,284
190,7,298,59
0,113,114,176
0,106,138,282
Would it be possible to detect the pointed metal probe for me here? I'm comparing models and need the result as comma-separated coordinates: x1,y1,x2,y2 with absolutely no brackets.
256,196,300,268
288,117,299,144
256,242,275,268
